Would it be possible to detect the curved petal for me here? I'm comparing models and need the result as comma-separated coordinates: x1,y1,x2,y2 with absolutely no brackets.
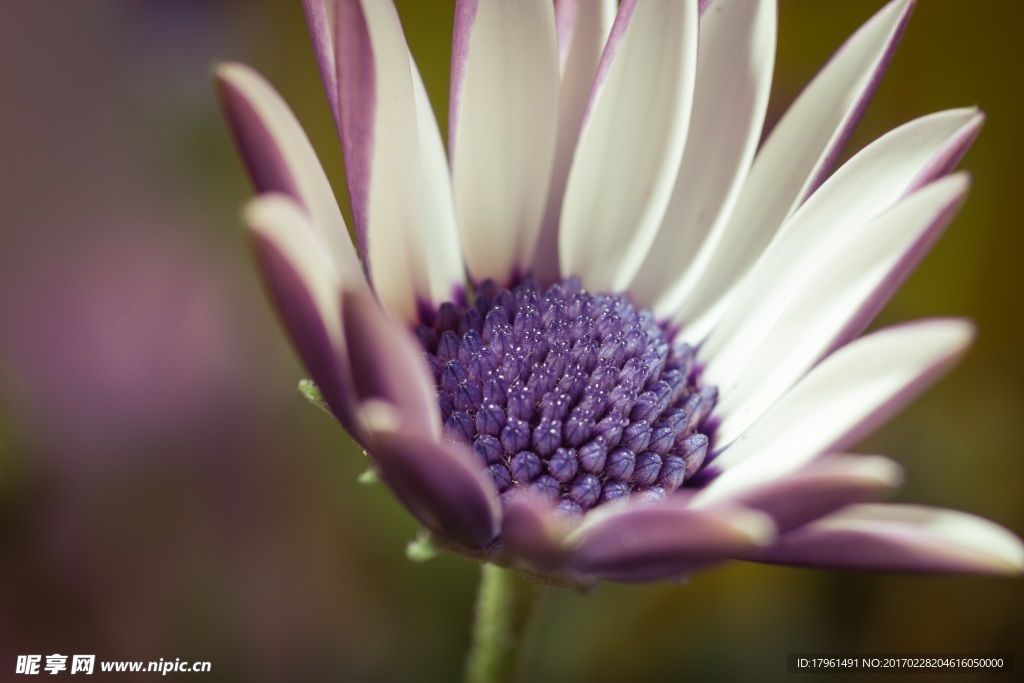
334,0,463,324
534,0,616,284
630,0,776,311
215,62,362,280
565,499,774,582
698,319,975,503
450,0,559,285
703,454,904,533
301,0,339,126
697,108,983,378
362,401,500,548
500,493,574,572
243,194,358,433
713,174,970,441
743,504,1024,575
341,284,441,440
559,0,699,292
667,0,915,328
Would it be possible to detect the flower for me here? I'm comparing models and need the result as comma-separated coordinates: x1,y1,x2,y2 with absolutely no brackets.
216,0,1023,583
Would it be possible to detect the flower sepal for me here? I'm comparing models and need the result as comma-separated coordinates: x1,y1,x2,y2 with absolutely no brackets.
298,378,334,419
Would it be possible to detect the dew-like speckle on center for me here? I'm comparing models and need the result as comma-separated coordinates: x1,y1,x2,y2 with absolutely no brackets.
415,277,716,516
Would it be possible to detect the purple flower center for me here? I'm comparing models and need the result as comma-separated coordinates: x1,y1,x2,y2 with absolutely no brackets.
415,277,716,516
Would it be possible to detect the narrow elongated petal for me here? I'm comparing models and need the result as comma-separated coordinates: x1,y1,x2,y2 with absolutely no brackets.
744,504,1024,575
450,0,559,285
341,284,441,440
553,0,580,69
334,0,463,323
501,493,573,572
362,402,500,548
215,62,362,280
244,194,358,432
668,0,915,328
410,62,466,307
559,0,699,292
705,454,903,533
713,174,970,441
534,0,616,284
698,108,983,380
565,500,774,582
629,0,776,311
301,0,339,126
699,320,975,503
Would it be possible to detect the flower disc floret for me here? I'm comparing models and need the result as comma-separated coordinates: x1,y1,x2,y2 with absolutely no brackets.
415,277,717,515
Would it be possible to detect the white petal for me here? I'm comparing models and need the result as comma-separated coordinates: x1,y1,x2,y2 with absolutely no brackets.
244,195,341,342
713,174,970,442
215,62,362,281
450,0,560,285
629,0,776,311
243,194,362,435
410,60,466,306
698,108,983,382
746,504,1024,575
695,453,904,533
534,0,616,284
334,0,461,323
565,498,774,582
696,319,975,503
667,0,915,327
559,0,699,292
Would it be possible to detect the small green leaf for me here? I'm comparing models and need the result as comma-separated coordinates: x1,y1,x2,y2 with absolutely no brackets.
357,467,380,485
406,532,439,563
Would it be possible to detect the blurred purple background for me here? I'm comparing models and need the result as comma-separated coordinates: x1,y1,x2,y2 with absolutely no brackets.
1,1,1022,681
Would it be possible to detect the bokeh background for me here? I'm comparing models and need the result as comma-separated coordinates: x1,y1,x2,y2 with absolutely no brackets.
1,1,1022,681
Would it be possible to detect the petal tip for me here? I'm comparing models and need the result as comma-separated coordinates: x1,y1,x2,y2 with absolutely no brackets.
212,60,259,93
733,507,777,548
360,398,402,434
857,455,905,490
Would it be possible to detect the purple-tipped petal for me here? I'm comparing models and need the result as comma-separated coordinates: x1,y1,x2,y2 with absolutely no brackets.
566,500,774,582
363,403,500,548
713,174,971,443
667,0,915,329
244,194,359,436
341,284,441,440
742,504,1024,575
908,110,984,192
559,0,699,292
698,108,983,381
301,0,339,126
215,62,362,281
535,0,616,283
450,0,559,285
632,0,776,311
699,319,975,503
708,454,904,533
501,492,574,572
832,178,969,353
333,0,463,323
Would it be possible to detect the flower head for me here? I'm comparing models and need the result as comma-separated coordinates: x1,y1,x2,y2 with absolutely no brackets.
217,0,1023,583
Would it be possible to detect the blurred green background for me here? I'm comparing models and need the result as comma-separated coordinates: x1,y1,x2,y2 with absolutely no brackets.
1,1,1021,681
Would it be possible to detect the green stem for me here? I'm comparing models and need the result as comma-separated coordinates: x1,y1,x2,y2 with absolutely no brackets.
464,564,542,683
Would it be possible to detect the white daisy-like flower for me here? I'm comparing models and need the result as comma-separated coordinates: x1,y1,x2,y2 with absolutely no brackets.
215,0,1023,583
